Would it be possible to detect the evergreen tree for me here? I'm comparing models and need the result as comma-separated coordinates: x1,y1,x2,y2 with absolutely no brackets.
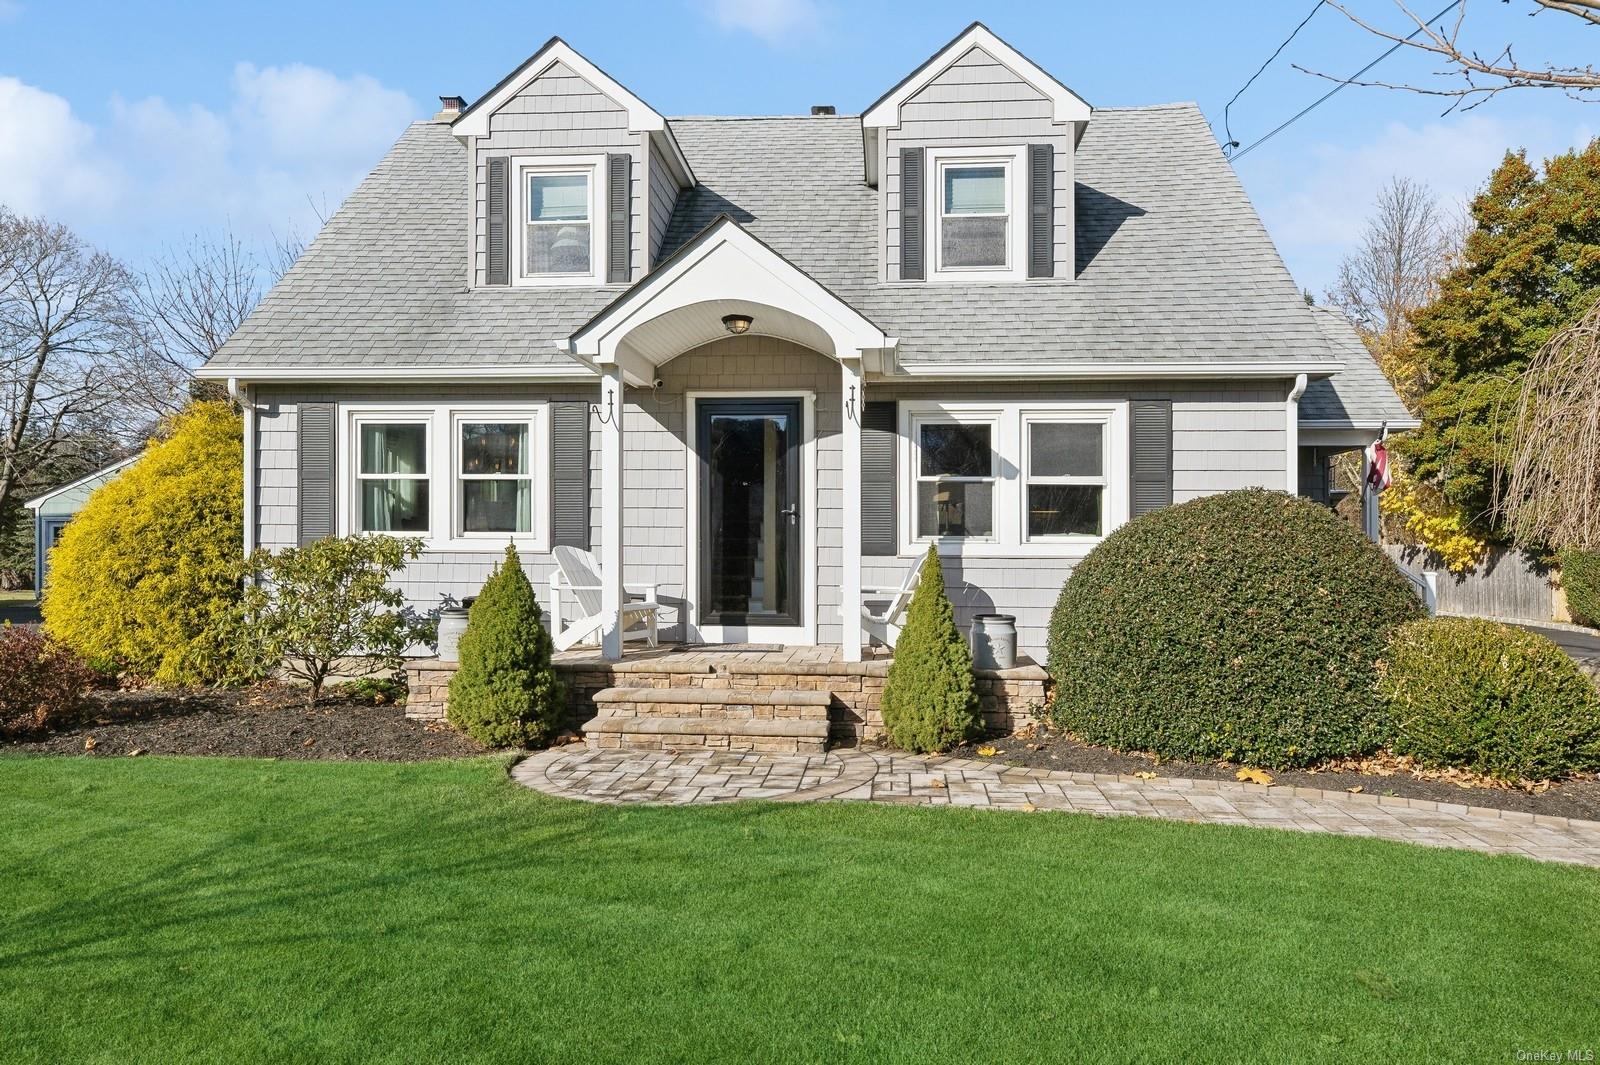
447,545,564,747
1403,140,1600,534
880,546,979,753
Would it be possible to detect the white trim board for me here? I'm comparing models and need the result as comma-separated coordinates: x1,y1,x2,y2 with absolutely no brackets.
197,365,598,383
883,361,1343,380
683,389,819,647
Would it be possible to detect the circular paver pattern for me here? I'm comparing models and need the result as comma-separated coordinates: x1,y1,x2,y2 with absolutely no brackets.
513,747,1600,866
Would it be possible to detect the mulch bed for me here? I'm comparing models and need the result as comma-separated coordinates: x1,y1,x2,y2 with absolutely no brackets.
947,724,1600,822
3,684,487,762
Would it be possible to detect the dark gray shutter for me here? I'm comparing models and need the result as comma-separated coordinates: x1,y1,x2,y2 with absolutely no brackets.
486,155,509,286
1130,399,1173,517
861,401,897,555
900,147,925,282
607,153,630,284
1027,143,1054,279
297,402,336,545
551,401,590,549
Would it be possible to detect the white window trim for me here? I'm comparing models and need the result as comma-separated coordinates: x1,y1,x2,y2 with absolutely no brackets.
927,145,1028,283
338,402,552,553
510,154,608,287
1021,412,1113,546
898,400,1128,558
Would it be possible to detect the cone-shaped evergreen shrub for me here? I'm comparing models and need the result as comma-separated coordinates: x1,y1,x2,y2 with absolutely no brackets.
447,545,563,747
880,546,979,752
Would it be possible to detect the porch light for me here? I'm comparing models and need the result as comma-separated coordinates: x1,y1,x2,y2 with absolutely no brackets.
721,313,754,335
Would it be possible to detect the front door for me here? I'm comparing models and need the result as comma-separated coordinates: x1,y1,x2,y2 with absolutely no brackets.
696,399,803,627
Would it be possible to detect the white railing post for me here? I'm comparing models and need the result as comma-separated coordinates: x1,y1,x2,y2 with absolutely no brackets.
599,366,626,661
840,356,864,663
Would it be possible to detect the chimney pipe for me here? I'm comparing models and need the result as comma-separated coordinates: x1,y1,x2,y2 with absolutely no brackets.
810,105,836,116
434,95,467,122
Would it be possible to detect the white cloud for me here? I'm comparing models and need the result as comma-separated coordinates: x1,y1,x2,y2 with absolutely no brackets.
704,0,822,42
0,65,418,264
1249,114,1597,296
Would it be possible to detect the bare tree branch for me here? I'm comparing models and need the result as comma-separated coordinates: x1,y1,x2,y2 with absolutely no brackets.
1297,1,1599,111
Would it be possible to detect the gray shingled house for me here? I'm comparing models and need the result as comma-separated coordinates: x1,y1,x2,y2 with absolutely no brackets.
197,23,1413,670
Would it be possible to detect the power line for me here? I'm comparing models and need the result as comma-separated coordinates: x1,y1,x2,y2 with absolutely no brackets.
1223,1,1327,150
1227,0,1464,163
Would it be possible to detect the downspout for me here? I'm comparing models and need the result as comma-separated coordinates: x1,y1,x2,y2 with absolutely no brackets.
1285,373,1307,495
227,378,256,558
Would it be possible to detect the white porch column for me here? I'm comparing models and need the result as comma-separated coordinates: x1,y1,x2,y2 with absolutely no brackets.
599,365,626,660
840,357,864,663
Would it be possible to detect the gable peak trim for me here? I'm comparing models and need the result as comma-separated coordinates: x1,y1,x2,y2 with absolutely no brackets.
861,22,1092,130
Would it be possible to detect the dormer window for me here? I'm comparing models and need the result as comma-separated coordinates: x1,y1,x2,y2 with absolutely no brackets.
511,155,606,286
526,172,591,275
924,146,1028,282
940,164,1008,270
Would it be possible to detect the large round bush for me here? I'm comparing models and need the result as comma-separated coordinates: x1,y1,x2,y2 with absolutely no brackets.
43,401,247,684
1380,617,1600,781
1048,489,1424,768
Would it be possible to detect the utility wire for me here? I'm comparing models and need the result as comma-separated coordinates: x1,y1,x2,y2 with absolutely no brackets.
1223,1,1327,150
1228,0,1464,163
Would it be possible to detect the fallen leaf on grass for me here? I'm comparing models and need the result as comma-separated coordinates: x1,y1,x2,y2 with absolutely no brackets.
83,737,97,751
1236,767,1274,786
976,745,999,757
1018,801,1037,812
127,748,146,757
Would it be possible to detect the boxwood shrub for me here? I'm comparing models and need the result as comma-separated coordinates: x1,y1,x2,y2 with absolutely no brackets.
1380,616,1600,781
1048,488,1424,768
1559,549,1600,628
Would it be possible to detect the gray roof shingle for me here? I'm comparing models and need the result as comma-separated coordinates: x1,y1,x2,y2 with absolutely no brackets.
204,104,1408,425
1300,306,1418,428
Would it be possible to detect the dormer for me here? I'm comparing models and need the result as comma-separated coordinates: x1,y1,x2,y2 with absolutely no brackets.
452,38,694,289
861,23,1091,284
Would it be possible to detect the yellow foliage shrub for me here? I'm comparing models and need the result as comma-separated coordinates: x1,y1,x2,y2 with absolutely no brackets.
1379,466,1487,574
43,401,248,684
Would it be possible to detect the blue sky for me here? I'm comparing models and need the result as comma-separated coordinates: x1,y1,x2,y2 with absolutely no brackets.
1,0,1594,296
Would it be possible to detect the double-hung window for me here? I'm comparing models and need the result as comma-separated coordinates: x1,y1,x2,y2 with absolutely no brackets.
1024,418,1108,539
343,404,550,550
525,170,591,275
939,163,1009,270
356,420,430,534
914,418,997,539
902,402,1127,555
458,418,534,535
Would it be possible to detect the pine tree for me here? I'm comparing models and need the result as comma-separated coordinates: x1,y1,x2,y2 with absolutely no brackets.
447,545,564,747
880,546,979,753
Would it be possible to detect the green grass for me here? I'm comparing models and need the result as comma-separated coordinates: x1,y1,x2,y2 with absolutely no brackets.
2,756,1596,1064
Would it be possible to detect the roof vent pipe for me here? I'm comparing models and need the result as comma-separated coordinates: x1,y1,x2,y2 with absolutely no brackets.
810,105,836,116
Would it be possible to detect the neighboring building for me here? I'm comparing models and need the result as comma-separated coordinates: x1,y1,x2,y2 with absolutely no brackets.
23,456,139,596
196,23,1414,662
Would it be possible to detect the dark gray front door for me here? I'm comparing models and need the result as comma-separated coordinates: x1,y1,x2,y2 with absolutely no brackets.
697,399,802,627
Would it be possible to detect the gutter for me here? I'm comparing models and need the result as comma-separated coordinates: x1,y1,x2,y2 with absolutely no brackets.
887,361,1342,381
1285,372,1308,494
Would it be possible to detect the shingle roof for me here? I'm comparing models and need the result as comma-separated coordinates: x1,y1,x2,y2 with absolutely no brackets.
204,104,1406,425
1300,307,1418,428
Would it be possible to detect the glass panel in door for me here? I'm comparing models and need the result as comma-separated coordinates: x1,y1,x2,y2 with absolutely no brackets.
698,400,802,626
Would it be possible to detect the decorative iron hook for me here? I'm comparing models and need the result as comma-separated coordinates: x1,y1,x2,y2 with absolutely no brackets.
845,384,857,423
591,394,615,426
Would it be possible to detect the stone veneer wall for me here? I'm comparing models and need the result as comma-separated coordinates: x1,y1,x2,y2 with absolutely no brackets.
404,657,1051,744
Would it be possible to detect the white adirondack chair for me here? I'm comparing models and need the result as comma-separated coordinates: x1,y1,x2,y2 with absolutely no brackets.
860,557,922,649
548,546,660,652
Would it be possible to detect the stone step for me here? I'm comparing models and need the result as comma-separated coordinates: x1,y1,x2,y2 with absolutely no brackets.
590,686,832,720
581,714,828,755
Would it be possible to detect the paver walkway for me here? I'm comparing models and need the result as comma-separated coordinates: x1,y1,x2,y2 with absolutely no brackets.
512,747,1600,867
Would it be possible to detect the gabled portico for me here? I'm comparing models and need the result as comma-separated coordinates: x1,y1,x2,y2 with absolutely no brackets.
567,217,897,662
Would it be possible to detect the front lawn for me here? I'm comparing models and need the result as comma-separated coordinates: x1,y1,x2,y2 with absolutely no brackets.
2,756,1595,1063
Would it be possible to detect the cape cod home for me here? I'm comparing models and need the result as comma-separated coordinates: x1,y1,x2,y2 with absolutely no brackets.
197,23,1413,683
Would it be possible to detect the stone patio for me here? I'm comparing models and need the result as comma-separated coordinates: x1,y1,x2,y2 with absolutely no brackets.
511,747,1600,867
